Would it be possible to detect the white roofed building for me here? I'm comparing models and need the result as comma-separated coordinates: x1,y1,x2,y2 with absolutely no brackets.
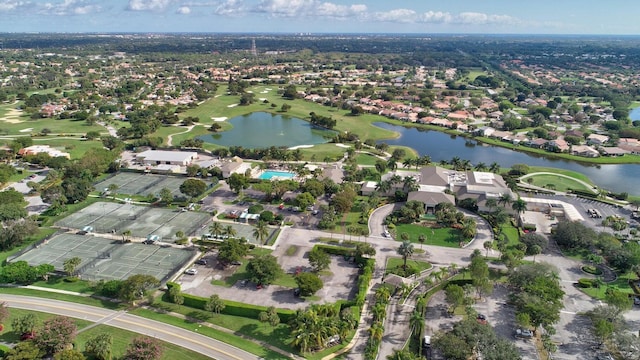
135,150,198,166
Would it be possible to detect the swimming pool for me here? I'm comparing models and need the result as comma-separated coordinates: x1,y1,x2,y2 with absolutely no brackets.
259,170,295,180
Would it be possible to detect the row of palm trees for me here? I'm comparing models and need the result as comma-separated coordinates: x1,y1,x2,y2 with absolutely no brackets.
375,174,420,195
207,220,270,244
439,157,502,173
289,304,357,354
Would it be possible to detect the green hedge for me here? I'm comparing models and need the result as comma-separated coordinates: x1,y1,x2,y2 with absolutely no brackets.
171,289,295,323
578,278,595,288
314,244,354,257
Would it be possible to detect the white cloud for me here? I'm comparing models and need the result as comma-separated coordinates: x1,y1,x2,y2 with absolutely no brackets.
253,0,366,19
454,12,517,25
0,1,30,12
176,6,191,14
418,11,452,24
127,0,173,11
213,0,245,16
370,8,416,23
36,0,102,16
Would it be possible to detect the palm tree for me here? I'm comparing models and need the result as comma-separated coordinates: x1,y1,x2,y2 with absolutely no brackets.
224,225,237,239
402,158,416,169
387,349,419,360
372,303,386,322
511,197,528,218
485,198,498,211
474,162,488,172
389,174,403,185
489,162,501,174
498,193,513,207
387,157,398,171
205,294,225,315
460,159,472,171
252,221,270,244
461,218,477,241
369,322,384,343
403,176,419,193
375,180,392,195
208,222,224,238
483,240,493,258
415,294,428,316
418,155,432,168
397,240,415,270
450,156,462,170
418,234,426,249
409,311,425,341
375,286,391,304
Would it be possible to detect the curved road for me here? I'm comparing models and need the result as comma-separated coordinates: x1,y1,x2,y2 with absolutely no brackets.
0,294,259,360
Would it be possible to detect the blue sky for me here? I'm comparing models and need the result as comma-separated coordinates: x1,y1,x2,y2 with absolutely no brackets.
0,0,638,34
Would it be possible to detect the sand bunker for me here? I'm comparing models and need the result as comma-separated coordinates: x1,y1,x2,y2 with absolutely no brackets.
227,104,239,108
288,145,315,150
211,117,228,122
335,143,350,148
259,98,267,101
1,108,24,124
19,128,33,133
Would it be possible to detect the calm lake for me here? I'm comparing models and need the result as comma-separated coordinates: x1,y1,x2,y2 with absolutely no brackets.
198,112,332,148
374,122,640,195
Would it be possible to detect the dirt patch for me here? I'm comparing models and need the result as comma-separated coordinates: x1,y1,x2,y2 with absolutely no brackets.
1,108,24,124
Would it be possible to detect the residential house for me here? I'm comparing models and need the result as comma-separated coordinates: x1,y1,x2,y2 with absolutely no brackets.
601,147,629,157
547,139,570,152
570,145,600,158
587,133,610,146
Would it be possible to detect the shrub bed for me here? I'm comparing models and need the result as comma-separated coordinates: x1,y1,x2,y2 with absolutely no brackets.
581,265,603,276
578,278,595,288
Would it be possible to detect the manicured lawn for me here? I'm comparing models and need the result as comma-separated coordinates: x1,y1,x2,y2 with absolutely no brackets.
0,287,123,310
528,166,595,184
393,223,463,248
0,112,104,136
581,272,637,300
130,307,285,359
0,308,92,343
355,153,380,166
501,226,520,248
30,276,95,294
31,137,105,159
0,309,212,360
526,174,594,193
331,211,369,238
76,323,213,360
385,257,432,275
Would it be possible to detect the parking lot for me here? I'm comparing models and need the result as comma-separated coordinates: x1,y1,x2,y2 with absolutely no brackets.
177,227,360,310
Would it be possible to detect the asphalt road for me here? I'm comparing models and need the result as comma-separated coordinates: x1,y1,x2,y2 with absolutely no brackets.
0,294,260,360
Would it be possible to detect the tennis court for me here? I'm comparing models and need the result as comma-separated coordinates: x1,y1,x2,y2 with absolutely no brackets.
12,234,118,271
55,202,211,242
55,202,148,234
94,173,211,197
12,233,196,282
82,243,194,281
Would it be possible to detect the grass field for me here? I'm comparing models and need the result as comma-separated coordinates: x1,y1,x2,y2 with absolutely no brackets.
0,309,212,360
31,137,105,159
528,166,595,185
526,174,593,193
355,153,380,166
385,257,432,274
393,223,463,248
131,307,286,359
580,272,637,300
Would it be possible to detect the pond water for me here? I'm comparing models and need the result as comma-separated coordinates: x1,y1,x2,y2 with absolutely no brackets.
197,112,332,149
630,106,640,121
374,122,640,195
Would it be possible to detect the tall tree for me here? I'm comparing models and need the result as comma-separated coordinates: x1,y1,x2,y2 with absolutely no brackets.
308,247,331,272
122,336,163,360
397,240,415,270
217,237,249,267
252,221,270,244
205,294,226,315
63,257,82,277
34,316,77,355
85,333,113,360
246,255,283,285
12,313,37,336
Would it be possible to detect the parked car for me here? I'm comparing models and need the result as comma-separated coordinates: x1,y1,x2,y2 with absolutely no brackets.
634,297,640,305
184,268,197,275
476,314,487,324
312,209,319,215
142,239,155,245
515,328,533,339
195,259,207,265
383,230,391,237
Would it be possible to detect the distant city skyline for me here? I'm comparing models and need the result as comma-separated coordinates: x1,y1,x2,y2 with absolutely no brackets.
0,0,639,35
